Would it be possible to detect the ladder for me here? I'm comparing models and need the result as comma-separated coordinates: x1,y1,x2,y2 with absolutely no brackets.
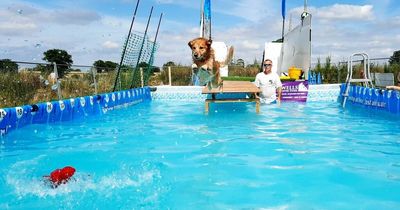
342,53,374,107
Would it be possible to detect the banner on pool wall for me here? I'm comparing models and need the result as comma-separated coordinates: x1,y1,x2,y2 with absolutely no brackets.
281,81,309,102
0,87,152,137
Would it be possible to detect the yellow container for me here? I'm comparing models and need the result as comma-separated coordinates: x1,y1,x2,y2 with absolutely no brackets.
288,67,302,80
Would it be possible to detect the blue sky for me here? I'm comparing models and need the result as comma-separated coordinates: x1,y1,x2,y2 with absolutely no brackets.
0,0,399,67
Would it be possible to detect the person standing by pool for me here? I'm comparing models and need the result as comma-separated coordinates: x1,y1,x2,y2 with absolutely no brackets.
254,59,282,104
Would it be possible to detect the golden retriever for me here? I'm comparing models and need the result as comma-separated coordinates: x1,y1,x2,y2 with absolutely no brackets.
188,37,230,90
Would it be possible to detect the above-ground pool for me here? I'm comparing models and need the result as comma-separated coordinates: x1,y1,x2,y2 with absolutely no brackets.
1,98,399,209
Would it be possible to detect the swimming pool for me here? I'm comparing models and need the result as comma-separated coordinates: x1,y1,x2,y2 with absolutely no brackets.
1,99,399,209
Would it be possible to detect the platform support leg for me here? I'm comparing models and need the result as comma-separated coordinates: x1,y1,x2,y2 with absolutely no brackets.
205,101,209,113
256,99,260,113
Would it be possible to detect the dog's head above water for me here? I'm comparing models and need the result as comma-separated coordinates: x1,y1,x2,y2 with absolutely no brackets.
188,37,212,62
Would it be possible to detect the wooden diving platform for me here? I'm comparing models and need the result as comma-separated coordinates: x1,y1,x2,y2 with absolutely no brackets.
202,81,261,113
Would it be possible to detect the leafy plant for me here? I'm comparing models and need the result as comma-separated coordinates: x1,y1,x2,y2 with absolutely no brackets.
43,49,73,78
0,59,18,73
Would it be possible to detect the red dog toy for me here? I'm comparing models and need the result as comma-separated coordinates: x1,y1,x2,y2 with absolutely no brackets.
44,166,76,187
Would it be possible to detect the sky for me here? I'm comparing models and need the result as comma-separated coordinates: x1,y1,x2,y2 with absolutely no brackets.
0,0,399,68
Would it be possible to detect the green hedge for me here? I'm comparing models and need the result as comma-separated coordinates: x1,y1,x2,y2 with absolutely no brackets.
222,76,255,81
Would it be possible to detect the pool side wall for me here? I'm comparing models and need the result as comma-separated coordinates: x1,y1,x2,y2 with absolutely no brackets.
0,87,151,136
151,84,341,102
339,84,400,114
151,84,400,114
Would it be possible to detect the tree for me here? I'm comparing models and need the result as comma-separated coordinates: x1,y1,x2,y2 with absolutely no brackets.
104,61,118,71
389,50,400,65
163,61,176,67
93,60,105,72
137,61,159,75
236,59,245,67
33,64,53,73
315,57,322,72
0,59,18,73
43,49,73,78
93,60,118,72
138,62,148,68
247,58,260,68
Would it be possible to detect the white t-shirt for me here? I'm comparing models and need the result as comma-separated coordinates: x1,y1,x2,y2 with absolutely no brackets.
254,71,282,104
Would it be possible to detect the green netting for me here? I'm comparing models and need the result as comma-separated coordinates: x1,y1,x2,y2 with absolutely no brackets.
119,32,159,88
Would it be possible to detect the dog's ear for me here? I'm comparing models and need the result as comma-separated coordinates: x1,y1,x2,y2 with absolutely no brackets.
188,40,194,48
207,39,212,46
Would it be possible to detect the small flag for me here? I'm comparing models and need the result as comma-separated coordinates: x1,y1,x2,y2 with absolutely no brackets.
281,0,286,19
204,0,211,21
203,0,211,39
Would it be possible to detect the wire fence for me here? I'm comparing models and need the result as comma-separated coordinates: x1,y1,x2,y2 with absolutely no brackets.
0,61,156,108
156,65,260,86
310,57,400,84
1,57,399,108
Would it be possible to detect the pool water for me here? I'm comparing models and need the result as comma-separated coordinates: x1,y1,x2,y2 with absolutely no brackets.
1,101,400,209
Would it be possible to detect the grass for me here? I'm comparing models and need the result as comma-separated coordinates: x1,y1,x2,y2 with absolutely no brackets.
222,76,255,82
1,62,399,108
0,69,157,108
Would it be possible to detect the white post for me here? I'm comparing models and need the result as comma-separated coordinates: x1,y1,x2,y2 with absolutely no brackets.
140,67,144,87
91,67,98,94
168,66,172,86
53,63,62,100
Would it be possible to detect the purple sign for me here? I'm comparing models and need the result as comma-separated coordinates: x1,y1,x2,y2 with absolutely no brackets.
281,81,309,102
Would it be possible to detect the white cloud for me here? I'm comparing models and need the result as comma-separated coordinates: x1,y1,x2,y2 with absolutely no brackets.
49,10,101,25
0,0,398,68
102,41,119,49
241,40,259,50
0,22,37,35
314,4,374,20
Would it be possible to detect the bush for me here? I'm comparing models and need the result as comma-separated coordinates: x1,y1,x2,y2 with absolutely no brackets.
160,66,191,86
228,66,259,77
0,72,41,108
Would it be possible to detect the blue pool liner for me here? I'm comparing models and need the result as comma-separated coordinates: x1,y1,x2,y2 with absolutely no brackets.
0,87,151,136
339,84,400,114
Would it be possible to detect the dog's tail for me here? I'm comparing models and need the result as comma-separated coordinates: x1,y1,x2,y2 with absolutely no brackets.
223,46,234,66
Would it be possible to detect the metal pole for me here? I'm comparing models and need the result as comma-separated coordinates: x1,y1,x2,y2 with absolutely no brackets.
281,19,285,42
208,0,211,40
199,0,204,37
281,0,285,41
260,50,265,72
113,0,141,92
140,67,144,87
144,13,163,86
304,0,308,12
130,6,153,89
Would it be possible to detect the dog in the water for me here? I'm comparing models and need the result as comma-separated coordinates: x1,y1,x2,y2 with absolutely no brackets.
188,37,233,90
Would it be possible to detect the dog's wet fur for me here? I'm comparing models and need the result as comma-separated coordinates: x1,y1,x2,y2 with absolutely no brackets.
188,37,222,89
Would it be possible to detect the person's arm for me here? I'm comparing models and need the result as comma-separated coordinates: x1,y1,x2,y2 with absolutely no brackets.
254,74,261,98
254,74,261,88
275,74,283,102
276,86,282,101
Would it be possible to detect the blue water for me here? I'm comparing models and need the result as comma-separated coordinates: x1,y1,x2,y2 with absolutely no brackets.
1,101,400,209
